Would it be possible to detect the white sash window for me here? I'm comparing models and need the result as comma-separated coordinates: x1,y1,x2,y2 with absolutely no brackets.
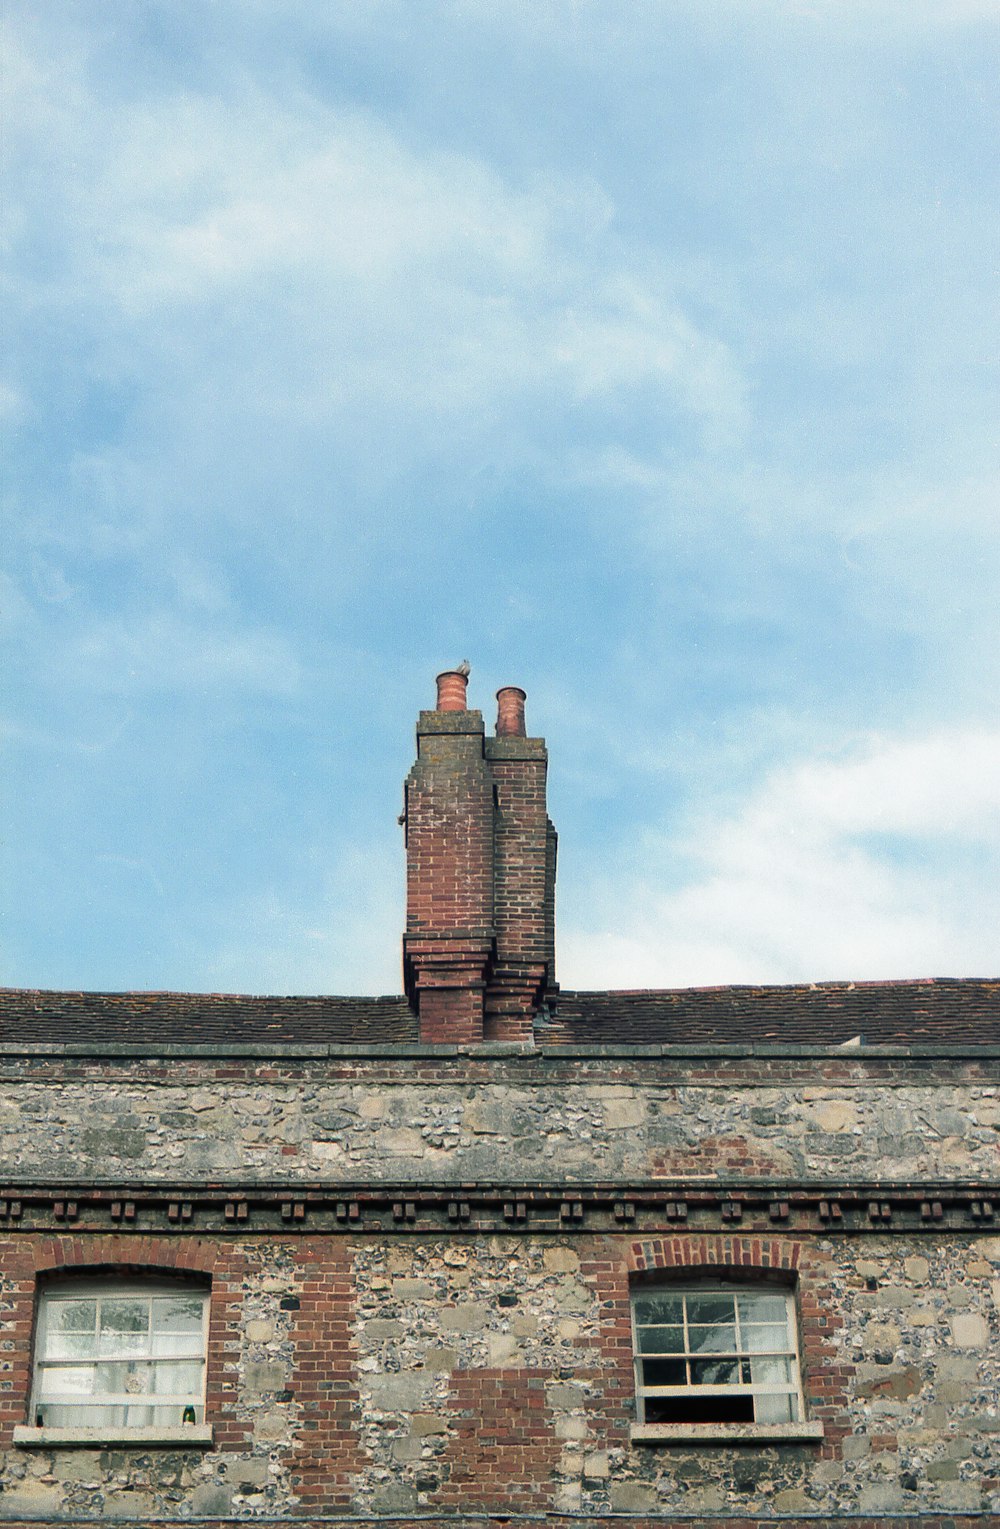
31,1283,208,1430
632,1284,805,1425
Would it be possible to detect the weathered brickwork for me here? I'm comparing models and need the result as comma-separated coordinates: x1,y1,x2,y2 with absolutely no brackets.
401,677,557,1044
1,1223,998,1520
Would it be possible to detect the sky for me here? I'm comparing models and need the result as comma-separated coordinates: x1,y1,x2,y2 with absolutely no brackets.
3,0,999,998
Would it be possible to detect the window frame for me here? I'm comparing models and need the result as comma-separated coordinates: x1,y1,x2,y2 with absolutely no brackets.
14,1276,213,1450
629,1277,824,1445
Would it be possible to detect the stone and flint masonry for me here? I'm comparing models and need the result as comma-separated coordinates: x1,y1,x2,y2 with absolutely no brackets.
0,670,998,1529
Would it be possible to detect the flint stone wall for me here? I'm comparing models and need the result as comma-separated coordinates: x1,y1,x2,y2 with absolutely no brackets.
0,1232,998,1521
0,1052,996,1185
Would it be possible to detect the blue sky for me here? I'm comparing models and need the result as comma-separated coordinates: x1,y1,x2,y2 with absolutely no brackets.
4,0,999,996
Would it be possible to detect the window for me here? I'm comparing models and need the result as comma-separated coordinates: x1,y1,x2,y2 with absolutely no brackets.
20,1281,210,1443
631,1283,820,1440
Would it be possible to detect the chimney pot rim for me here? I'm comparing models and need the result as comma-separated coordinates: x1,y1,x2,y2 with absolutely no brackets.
495,686,527,701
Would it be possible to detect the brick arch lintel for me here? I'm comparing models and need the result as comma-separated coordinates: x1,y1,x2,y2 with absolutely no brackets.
628,1234,801,1276
31,1235,218,1278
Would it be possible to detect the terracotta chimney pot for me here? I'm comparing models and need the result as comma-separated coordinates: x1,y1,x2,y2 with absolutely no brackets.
435,669,469,712
496,686,527,737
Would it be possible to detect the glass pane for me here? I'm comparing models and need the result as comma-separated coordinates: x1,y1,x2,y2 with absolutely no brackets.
38,1364,95,1398
152,1360,202,1397
152,1297,204,1356
48,1300,97,1332
688,1324,737,1353
640,1357,687,1387
755,1391,796,1423
748,1356,793,1386
99,1300,150,1358
743,1322,790,1353
46,1331,98,1361
123,1403,155,1427
149,1402,192,1424
685,1294,736,1324
94,1361,154,1396
690,1358,740,1386
97,1331,149,1358
633,1293,684,1325
101,1299,149,1333
45,1301,97,1360
636,1325,684,1353
45,1401,126,1427
736,1293,787,1323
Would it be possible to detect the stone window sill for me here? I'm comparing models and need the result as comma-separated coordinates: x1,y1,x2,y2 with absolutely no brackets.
13,1424,213,1449
631,1421,825,1445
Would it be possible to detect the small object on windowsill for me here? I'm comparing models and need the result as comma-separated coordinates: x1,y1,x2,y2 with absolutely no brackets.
182,1405,197,1425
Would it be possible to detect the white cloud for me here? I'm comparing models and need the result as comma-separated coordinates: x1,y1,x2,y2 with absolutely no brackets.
560,726,1000,988
4,17,741,440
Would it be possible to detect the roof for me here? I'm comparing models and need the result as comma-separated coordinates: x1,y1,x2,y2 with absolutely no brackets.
548,978,1000,1047
0,978,996,1050
0,990,417,1046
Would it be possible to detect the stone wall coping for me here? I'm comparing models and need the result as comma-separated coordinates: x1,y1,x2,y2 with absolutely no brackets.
630,1420,825,1445
13,1423,213,1448
0,1039,996,1061
4,1175,997,1196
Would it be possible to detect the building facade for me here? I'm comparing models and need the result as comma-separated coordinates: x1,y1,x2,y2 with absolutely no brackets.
0,670,997,1527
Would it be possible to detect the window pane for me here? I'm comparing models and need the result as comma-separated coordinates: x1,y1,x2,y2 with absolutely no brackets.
636,1325,685,1353
152,1360,202,1397
152,1297,203,1338
45,1301,97,1360
44,1402,122,1427
151,1295,205,1355
690,1358,740,1386
748,1355,793,1386
685,1294,736,1324
688,1324,737,1353
736,1293,787,1323
755,1391,796,1423
123,1403,156,1427
38,1365,95,1398
640,1357,687,1387
743,1322,790,1353
633,1293,684,1325
99,1301,150,1358
94,1361,154,1396
100,1299,149,1333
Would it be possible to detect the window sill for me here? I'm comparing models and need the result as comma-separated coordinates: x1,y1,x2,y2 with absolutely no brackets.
631,1421,825,1445
13,1424,213,1449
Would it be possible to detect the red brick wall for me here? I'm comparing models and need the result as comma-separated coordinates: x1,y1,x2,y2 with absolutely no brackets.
403,713,495,1041
484,741,552,1040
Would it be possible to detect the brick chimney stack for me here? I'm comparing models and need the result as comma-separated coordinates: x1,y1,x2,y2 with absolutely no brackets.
402,669,557,1044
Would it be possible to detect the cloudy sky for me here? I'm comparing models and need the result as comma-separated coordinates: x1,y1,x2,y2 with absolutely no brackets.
4,1,998,997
